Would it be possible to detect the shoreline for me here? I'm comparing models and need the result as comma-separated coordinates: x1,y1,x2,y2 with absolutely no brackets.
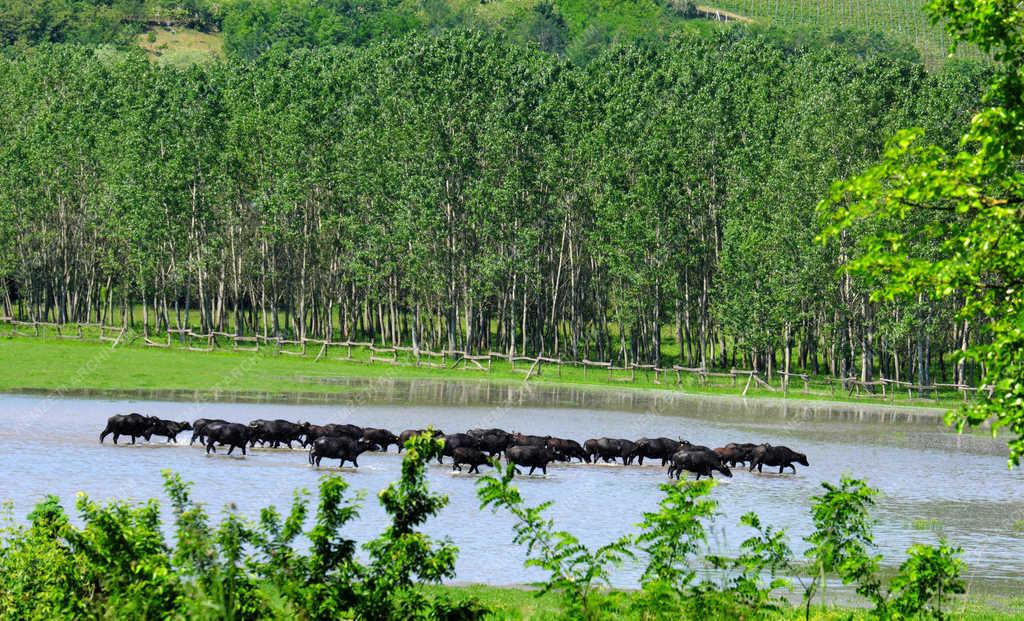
0,379,949,420
0,337,956,418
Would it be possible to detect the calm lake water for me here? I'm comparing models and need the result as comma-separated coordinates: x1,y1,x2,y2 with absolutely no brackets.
1,381,1022,594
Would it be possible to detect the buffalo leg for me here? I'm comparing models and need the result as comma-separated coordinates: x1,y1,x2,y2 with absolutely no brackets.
779,465,785,474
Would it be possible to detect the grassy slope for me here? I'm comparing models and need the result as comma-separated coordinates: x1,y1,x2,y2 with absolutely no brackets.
135,26,224,65
705,0,973,66
0,336,968,410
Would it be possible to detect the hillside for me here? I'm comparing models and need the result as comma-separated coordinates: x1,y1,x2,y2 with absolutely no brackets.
703,0,974,66
0,0,974,67
137,27,224,65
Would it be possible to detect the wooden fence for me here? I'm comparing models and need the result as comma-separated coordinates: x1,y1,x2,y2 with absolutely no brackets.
0,317,991,403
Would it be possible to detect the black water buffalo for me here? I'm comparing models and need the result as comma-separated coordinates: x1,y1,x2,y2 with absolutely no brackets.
714,442,759,467
619,439,638,465
397,428,444,451
451,447,492,474
190,418,227,446
506,445,557,476
668,446,732,480
474,432,512,456
150,419,192,443
467,428,511,441
309,436,373,468
511,432,551,447
547,437,588,463
303,424,330,445
99,413,160,445
249,419,307,449
749,445,808,474
204,422,251,456
305,423,363,445
439,433,479,463
629,437,683,466
584,438,628,464
361,428,400,452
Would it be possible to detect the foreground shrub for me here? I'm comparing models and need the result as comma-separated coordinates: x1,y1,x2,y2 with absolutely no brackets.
477,470,965,621
0,431,480,621
0,453,968,620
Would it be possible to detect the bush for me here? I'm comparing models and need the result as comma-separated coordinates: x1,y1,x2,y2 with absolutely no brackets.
0,431,481,621
0,459,967,620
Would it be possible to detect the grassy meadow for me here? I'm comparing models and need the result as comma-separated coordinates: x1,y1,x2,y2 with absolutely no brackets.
0,333,974,410
136,26,224,65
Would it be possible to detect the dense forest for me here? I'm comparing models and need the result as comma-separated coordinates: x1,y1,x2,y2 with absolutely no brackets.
0,28,990,385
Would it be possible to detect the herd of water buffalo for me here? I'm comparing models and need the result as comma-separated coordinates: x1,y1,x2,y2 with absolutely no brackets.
98,413,809,480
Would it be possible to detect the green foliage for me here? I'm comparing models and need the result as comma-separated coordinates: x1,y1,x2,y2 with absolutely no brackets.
634,479,717,589
0,439,475,620
820,0,1024,466
0,1,222,48
887,542,966,620
0,472,974,620
705,512,794,617
356,431,459,620
479,471,966,620
802,477,967,620
517,1,568,54
804,476,883,612
0,498,96,619
477,462,634,619
222,0,422,59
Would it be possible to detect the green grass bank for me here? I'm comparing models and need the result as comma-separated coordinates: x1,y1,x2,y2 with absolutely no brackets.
0,335,968,411
431,585,1024,620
